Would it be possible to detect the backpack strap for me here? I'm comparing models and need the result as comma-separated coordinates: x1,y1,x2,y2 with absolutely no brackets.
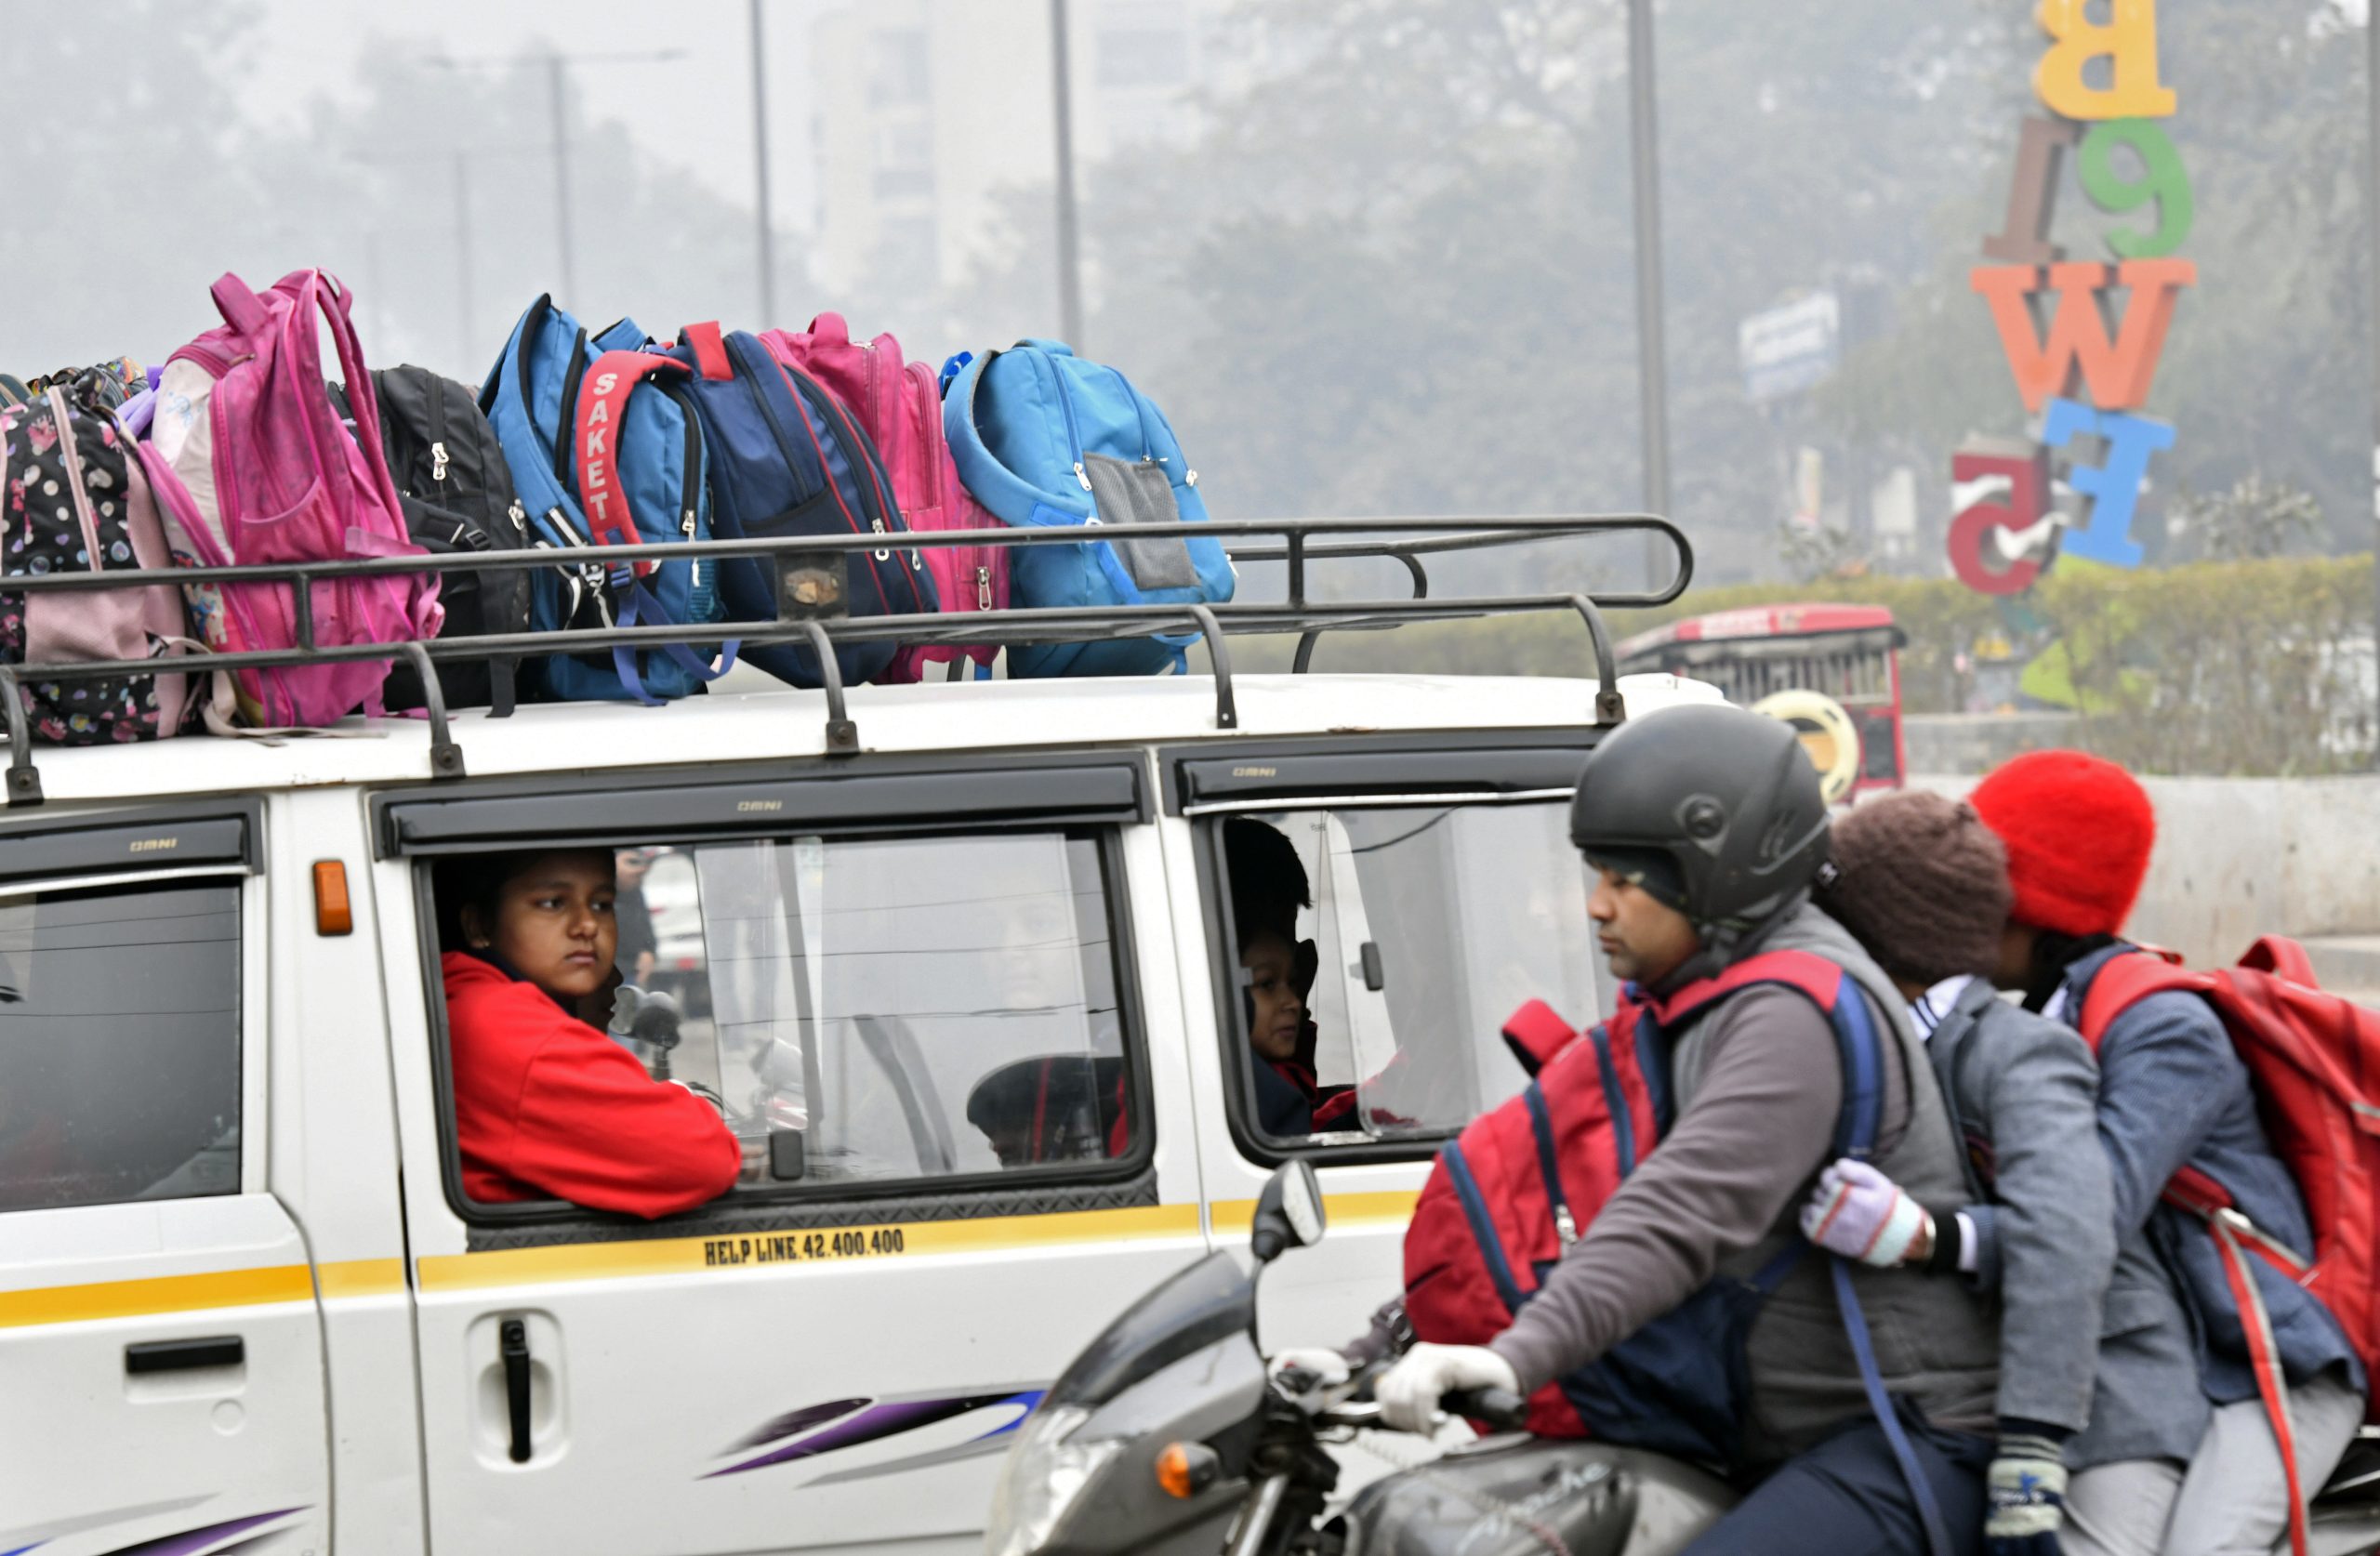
2075,948,2210,1053
575,349,685,573
1501,999,1580,1078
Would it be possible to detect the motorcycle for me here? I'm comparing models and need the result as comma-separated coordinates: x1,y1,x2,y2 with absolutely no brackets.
985,1161,2380,1556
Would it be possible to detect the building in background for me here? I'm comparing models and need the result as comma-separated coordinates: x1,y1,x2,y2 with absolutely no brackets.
807,0,1223,297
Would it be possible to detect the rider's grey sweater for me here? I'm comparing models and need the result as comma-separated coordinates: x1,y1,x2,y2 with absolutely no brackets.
1917,977,2115,1438
1487,903,2002,1464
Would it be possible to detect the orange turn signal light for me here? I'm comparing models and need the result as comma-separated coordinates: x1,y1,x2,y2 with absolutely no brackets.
1155,1440,1220,1499
313,860,353,936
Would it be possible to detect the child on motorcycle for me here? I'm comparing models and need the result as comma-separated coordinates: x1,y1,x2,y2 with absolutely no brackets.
1804,790,2115,1554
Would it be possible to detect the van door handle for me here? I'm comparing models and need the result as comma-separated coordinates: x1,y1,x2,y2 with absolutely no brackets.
500,1318,532,1462
126,1336,245,1374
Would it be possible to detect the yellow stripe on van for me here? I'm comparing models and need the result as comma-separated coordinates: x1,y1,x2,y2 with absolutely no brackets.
314,1258,408,1299
415,1201,1206,1294
0,1262,315,1329
1209,1191,1418,1238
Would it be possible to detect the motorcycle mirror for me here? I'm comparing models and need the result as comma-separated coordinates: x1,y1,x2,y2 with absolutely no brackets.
1250,1159,1326,1263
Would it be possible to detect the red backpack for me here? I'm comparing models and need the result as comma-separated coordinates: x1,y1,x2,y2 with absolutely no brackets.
2079,939,2380,1556
1403,950,1889,1456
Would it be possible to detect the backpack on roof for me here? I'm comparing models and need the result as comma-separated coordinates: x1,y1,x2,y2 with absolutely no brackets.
481,296,731,705
2079,941,2380,1556
661,321,937,690
1404,953,1911,1470
762,314,1004,680
150,270,442,727
332,366,534,715
944,340,1232,678
0,380,211,742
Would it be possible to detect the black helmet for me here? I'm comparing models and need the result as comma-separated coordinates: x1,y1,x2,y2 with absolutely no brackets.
1569,704,1830,936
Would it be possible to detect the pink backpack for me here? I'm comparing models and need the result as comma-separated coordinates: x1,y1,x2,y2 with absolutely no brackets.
151,270,441,726
0,381,207,742
761,314,1007,679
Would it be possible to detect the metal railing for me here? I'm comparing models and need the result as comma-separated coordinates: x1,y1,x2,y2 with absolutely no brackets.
0,513,1691,801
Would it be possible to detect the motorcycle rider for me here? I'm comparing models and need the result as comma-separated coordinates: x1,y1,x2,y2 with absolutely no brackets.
1374,705,2003,1555
1797,751,2364,1556
1802,790,2116,1555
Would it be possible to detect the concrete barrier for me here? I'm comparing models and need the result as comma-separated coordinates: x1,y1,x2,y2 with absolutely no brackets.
1907,773,2380,969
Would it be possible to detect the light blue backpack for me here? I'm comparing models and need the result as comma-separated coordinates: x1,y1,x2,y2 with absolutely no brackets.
944,341,1233,678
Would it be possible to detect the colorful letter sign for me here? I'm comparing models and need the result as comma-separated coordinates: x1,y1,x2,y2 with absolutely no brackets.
1949,0,2191,593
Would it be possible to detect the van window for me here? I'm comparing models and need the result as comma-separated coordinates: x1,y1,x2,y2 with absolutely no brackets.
1211,804,1600,1146
0,878,243,1213
439,829,1133,1199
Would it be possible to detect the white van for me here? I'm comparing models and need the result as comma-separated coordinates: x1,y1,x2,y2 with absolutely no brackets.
0,519,1714,1556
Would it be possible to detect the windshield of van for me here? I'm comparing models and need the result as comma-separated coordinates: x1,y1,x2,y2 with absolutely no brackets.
1216,802,1602,1142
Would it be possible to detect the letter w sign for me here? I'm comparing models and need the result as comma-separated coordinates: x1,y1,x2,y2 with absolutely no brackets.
1969,258,2195,415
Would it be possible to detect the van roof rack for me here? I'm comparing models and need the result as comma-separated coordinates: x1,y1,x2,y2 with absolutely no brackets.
0,512,1689,803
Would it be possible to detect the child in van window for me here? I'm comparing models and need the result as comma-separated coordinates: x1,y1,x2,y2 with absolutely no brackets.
1242,924,1319,1136
439,849,740,1220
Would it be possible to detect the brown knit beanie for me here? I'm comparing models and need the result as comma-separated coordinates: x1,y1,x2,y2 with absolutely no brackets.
1818,790,2012,987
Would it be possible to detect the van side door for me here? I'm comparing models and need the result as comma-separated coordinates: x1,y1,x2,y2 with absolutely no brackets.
0,803,331,1556
369,756,1209,1556
1160,736,1607,1351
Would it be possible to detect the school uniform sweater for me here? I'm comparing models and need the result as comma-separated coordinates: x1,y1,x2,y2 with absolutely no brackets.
443,951,740,1218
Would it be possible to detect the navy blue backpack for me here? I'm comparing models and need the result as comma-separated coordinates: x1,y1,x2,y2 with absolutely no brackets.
482,296,733,704
661,323,936,688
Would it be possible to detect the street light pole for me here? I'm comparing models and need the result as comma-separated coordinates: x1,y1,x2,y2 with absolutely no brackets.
750,0,778,323
454,152,476,370
1625,0,1673,582
547,54,576,303
1050,0,1086,350
2368,0,2380,767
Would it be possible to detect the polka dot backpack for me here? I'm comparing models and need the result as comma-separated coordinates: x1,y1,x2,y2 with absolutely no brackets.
0,375,209,744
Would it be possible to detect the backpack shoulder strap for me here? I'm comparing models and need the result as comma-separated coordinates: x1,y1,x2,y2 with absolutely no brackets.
575,349,686,575
2076,949,2210,1055
1649,950,1884,1162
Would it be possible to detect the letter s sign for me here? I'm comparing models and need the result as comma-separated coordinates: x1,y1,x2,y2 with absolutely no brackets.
1947,447,2050,597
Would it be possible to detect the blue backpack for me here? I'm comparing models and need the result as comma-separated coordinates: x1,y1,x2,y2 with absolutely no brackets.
943,341,1233,678
481,296,732,704
661,323,936,688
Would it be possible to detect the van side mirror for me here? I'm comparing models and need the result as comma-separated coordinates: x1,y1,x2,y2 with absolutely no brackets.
1250,1159,1325,1263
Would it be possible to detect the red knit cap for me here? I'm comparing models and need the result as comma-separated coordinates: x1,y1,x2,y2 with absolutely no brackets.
1967,750,2156,937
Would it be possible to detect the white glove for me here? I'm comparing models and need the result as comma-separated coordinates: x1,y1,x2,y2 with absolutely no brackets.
1267,1347,1351,1392
1375,1343,1518,1433
1799,1156,1931,1267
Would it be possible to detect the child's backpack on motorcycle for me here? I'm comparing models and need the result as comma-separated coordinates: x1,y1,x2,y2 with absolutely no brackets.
762,314,1003,681
0,380,208,742
1403,952,1898,1466
660,322,937,690
332,366,534,715
481,296,731,705
2079,940,2380,1555
150,270,442,726
944,340,1232,679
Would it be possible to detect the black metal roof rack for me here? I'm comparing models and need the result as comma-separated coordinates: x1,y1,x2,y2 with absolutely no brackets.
0,512,1690,804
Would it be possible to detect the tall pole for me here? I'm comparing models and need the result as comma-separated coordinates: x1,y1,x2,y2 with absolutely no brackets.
2369,0,2380,768
1625,0,1673,584
750,0,777,323
454,152,476,373
549,54,576,302
1050,0,1086,350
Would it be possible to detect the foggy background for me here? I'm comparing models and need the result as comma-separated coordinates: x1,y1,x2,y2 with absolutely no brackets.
4,0,2367,593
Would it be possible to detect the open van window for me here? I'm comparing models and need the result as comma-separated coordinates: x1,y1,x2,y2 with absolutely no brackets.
1210,804,1601,1151
429,826,1137,1209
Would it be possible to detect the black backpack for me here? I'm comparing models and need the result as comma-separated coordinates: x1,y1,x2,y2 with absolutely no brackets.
334,366,533,714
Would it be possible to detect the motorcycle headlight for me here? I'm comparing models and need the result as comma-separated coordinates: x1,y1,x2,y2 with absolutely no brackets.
984,1404,1124,1556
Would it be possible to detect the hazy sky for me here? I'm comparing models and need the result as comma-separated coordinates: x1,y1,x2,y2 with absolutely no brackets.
244,0,841,230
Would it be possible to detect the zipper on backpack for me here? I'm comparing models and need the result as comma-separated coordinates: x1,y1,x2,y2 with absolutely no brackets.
430,442,451,484
550,330,590,487
976,565,991,612
1037,349,1093,492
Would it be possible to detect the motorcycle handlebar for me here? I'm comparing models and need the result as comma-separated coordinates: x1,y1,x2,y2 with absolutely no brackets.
1441,1387,1527,1431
